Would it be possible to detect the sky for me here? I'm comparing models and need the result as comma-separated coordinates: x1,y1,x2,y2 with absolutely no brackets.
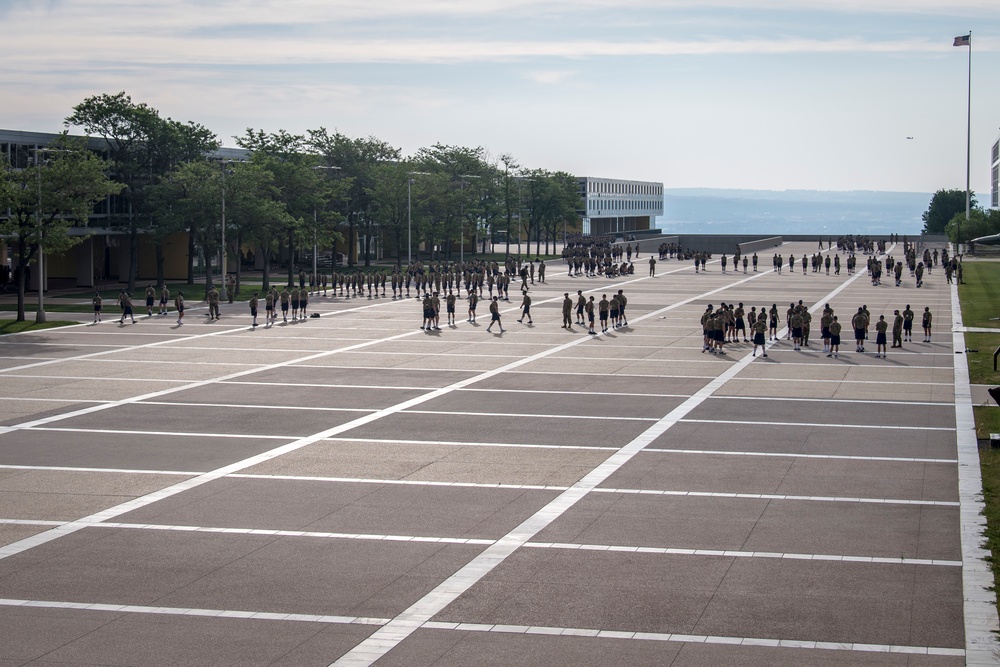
2,0,999,196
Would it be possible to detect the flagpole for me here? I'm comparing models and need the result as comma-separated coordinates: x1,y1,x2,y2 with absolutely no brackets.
963,31,971,255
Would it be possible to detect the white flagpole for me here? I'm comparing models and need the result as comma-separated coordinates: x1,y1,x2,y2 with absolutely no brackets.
964,31,972,254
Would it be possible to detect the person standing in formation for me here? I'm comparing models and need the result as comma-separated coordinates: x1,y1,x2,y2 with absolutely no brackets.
598,294,610,333
467,290,478,323
874,315,888,358
751,314,768,357
648,256,656,277
562,292,573,329
576,290,586,326
827,315,841,358
922,307,932,342
902,305,914,342
585,296,596,335
446,290,457,326
891,310,903,348
280,286,290,322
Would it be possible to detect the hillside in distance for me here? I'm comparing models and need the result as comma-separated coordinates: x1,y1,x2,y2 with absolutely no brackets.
656,189,930,236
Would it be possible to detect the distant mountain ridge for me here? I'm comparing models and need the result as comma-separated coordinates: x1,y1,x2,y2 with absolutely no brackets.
656,188,929,236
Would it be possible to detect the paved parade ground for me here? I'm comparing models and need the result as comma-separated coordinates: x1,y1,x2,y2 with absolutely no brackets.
0,241,994,666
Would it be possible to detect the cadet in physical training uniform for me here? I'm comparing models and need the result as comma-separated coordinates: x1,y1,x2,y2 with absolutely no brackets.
174,291,185,326
486,296,505,333
159,284,170,315
874,315,888,357
752,316,767,357
891,310,903,348
249,292,259,328
827,316,842,358
144,283,156,317
922,307,932,342
517,292,533,325
92,292,102,323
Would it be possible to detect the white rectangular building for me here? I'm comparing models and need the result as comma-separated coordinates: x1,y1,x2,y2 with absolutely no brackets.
577,177,664,237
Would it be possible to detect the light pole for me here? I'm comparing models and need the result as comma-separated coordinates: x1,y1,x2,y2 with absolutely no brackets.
514,176,534,262
407,171,430,265
218,159,243,290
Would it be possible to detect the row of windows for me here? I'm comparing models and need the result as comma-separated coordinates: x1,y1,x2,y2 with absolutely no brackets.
992,140,999,165
585,180,662,196
588,199,662,212
992,164,998,208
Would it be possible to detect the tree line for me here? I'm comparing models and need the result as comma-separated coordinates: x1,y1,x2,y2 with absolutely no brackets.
1,91,582,321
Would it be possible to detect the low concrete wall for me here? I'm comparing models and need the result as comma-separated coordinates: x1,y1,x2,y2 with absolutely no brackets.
738,237,783,254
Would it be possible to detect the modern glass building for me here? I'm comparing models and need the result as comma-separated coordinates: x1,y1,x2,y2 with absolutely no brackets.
991,136,999,209
577,177,664,237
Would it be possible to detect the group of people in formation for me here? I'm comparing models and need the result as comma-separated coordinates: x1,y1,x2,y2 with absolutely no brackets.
701,300,934,360
557,289,630,335
564,240,641,278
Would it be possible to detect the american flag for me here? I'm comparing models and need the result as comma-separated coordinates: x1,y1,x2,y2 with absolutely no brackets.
953,34,971,47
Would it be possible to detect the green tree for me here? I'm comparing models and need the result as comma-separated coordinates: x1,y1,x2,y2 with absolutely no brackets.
945,208,1000,246
146,160,223,297
0,134,124,321
523,170,581,256
308,129,401,267
922,189,975,235
65,92,219,291
365,160,413,263
235,130,337,285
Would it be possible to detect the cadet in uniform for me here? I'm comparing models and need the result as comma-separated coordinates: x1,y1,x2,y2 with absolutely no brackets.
874,315,888,357
827,316,842,358
922,307,932,342
159,284,170,316
891,310,903,348
562,293,573,329
174,291,185,326
752,315,768,357
486,296,505,333
92,291,103,324
144,283,156,317
249,292,259,328
517,292,533,325
598,294,610,332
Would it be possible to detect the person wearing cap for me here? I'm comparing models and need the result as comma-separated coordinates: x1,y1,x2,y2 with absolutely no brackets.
561,293,572,329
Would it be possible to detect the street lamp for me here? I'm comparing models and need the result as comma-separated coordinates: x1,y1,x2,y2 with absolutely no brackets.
514,176,534,262
219,159,244,291
407,171,430,265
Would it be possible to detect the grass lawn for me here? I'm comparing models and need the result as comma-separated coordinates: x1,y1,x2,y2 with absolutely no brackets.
0,319,78,335
959,261,1000,616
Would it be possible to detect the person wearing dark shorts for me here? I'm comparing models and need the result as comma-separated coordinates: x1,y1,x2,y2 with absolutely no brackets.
174,292,185,326
486,296,505,333
249,292,259,328
874,315,888,357
752,317,767,357
828,316,842,358
144,283,155,316
92,292,102,324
